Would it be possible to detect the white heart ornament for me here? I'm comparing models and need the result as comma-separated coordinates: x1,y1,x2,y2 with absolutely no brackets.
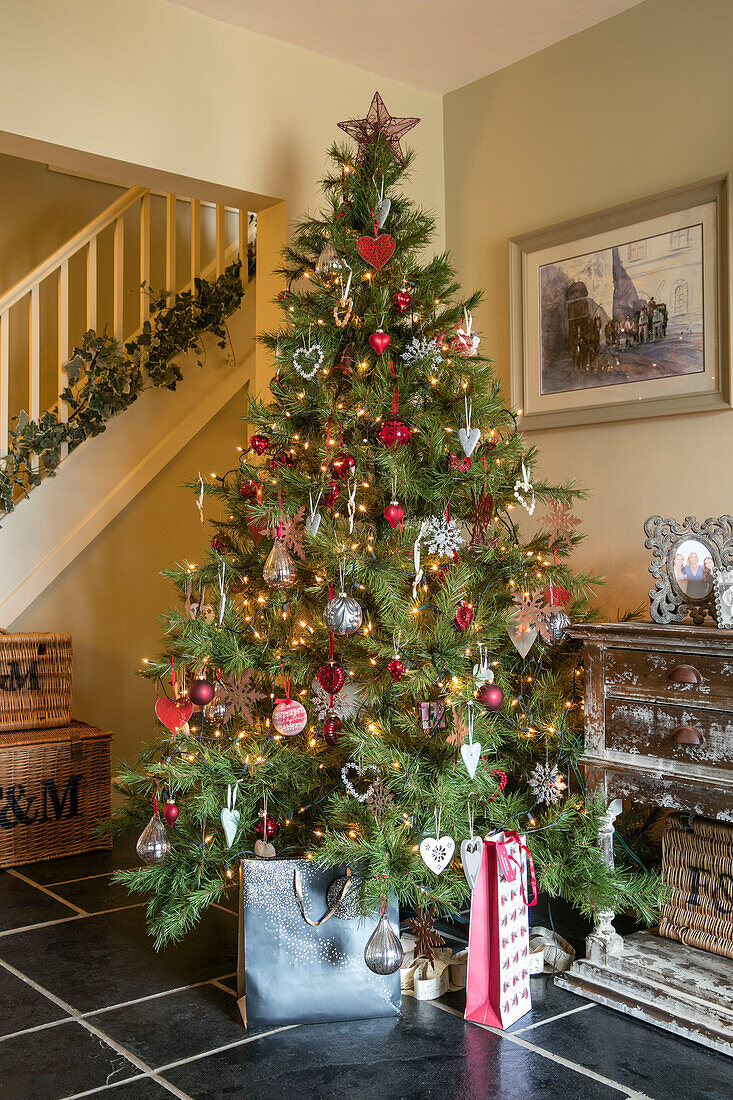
293,346,324,380
458,426,481,457
507,622,538,658
420,835,455,875
305,512,322,537
220,807,240,849
473,662,494,686
461,837,484,890
461,740,482,780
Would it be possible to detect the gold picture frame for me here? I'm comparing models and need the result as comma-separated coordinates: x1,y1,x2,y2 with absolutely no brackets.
509,177,730,429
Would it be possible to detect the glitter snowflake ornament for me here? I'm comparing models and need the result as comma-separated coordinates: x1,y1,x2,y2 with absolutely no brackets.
529,762,568,805
401,336,444,371
422,514,464,557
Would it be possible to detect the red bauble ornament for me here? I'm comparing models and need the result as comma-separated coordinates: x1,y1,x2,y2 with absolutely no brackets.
388,657,405,682
239,479,258,500
272,698,308,735
394,290,412,314
249,433,270,456
453,601,473,632
384,500,404,528
254,814,280,840
210,534,227,554
317,661,346,695
189,678,216,707
478,684,504,711
332,452,356,480
368,329,391,355
325,479,339,507
163,799,179,826
378,419,411,448
357,233,396,270
323,712,342,744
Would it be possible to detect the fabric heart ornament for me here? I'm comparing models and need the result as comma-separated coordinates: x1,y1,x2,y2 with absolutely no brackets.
420,835,455,875
254,839,276,858
507,622,538,658
460,740,482,780
305,512,322,537
457,426,481,457
155,697,194,735
377,196,391,228
454,601,473,632
384,501,404,528
368,330,391,355
460,837,484,891
357,233,396,270
545,584,570,608
473,661,494,686
220,806,240,849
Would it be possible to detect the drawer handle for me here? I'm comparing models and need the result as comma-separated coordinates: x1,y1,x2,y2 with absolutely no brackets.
668,664,703,685
672,725,705,746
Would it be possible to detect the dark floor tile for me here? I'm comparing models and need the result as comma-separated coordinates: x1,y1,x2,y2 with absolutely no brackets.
47,873,141,915
91,982,248,1068
19,836,137,886
0,965,69,1036
217,973,237,993
162,1009,622,1100
92,1079,179,1099
0,870,78,932
434,975,589,1033
0,904,237,1014
0,1019,136,1100
529,1002,732,1099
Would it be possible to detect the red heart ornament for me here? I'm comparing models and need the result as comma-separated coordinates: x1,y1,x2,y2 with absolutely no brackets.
247,515,269,546
369,330,391,355
155,697,194,735
384,501,404,528
357,234,396,271
453,601,473,632
545,584,570,608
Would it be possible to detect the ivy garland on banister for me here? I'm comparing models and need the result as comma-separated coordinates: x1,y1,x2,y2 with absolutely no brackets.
0,259,246,516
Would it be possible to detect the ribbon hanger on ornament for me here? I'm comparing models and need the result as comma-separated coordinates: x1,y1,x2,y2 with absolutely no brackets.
196,474,205,525
218,562,227,625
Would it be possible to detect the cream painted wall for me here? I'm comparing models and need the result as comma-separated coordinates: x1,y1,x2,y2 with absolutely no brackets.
2,0,443,765
444,0,733,617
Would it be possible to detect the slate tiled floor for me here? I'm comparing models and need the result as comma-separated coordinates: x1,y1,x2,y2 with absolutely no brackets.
0,843,730,1099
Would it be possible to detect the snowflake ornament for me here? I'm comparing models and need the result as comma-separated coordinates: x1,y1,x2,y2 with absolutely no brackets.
366,778,394,820
401,336,444,372
405,905,445,967
512,587,545,634
311,677,361,720
219,670,266,723
528,762,567,806
539,499,581,549
267,506,306,561
422,514,465,557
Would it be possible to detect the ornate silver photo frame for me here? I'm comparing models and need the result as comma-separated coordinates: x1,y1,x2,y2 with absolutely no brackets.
713,569,733,629
644,515,733,624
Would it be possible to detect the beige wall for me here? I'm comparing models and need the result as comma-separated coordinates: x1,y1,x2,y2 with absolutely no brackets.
4,0,444,765
444,0,733,617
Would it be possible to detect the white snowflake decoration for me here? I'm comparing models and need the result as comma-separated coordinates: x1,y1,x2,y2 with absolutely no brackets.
311,677,362,720
401,337,444,371
422,514,465,558
528,762,567,806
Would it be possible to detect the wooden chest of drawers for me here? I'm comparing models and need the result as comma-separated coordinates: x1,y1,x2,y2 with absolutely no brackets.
575,622,733,821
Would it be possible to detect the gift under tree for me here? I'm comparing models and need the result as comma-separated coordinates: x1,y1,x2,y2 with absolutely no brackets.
111,93,660,959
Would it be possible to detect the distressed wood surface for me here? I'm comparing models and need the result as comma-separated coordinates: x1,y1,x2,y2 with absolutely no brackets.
606,698,733,768
604,646,733,709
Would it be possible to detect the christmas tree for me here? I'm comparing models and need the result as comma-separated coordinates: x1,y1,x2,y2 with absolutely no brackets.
112,93,660,948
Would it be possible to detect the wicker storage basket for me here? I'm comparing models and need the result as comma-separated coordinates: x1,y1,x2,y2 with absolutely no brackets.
659,813,733,960
0,721,112,868
0,630,73,731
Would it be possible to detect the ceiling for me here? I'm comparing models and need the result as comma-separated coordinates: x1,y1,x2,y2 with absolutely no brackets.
164,0,644,94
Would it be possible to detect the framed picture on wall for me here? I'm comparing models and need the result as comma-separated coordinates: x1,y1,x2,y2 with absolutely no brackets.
509,177,730,429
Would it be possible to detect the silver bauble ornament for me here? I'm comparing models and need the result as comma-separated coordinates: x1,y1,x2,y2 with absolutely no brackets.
203,698,227,724
263,540,297,588
323,590,363,635
314,239,344,278
364,912,404,975
543,609,571,646
136,812,171,865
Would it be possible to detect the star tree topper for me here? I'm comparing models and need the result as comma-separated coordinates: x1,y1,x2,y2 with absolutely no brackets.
338,92,420,166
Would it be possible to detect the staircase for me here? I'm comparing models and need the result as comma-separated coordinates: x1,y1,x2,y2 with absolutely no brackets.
0,180,278,627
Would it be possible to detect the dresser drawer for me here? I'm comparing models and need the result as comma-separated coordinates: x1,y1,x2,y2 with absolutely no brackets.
604,648,733,708
606,698,733,769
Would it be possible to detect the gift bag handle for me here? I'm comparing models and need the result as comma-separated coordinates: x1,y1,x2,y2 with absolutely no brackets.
505,833,537,908
293,868,353,927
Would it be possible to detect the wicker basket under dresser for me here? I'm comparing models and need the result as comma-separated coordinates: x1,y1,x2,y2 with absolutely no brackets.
556,623,733,1056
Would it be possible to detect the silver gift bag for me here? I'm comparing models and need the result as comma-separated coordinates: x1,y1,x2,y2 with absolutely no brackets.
237,858,401,1027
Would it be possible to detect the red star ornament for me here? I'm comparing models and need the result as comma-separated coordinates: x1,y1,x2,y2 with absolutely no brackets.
338,92,420,167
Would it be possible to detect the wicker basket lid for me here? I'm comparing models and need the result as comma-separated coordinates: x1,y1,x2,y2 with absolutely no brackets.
0,720,110,749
